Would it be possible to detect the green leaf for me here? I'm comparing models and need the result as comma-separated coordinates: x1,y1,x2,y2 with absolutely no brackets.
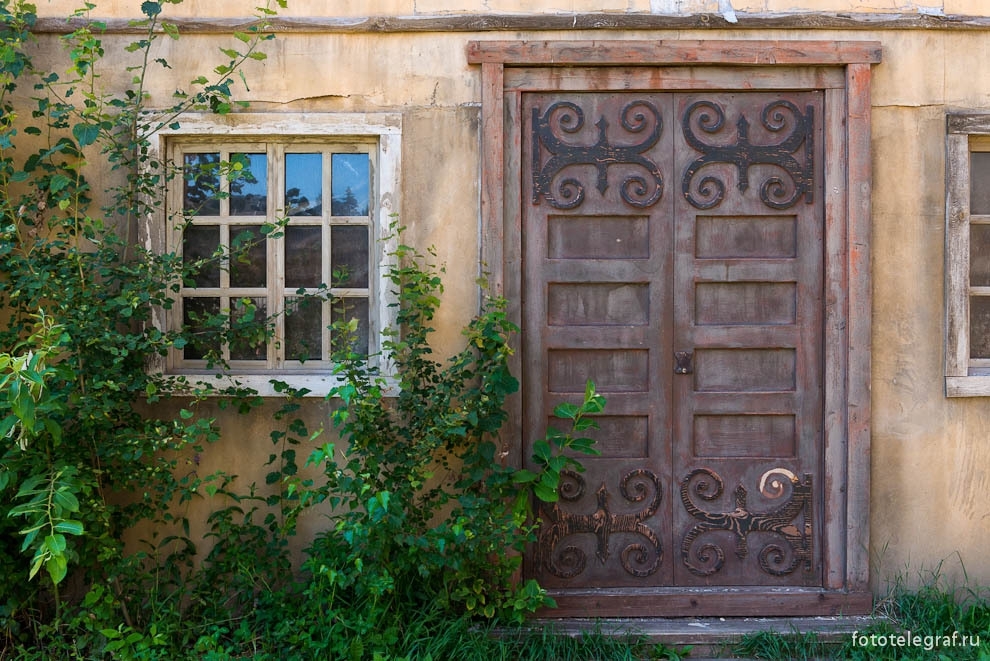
584,398,606,415
48,173,72,194
572,417,599,432
0,414,18,440
44,534,66,554
539,470,560,491
28,553,44,580
531,440,552,463
46,553,68,584
567,437,601,456
53,520,84,536
511,468,538,484
533,483,558,503
552,402,580,420
53,489,80,513
140,1,161,17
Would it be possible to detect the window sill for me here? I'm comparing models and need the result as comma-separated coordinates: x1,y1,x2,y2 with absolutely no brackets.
945,375,990,397
162,372,398,398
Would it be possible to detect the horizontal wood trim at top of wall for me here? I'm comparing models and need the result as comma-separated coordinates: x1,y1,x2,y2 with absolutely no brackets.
467,39,881,65
29,12,990,35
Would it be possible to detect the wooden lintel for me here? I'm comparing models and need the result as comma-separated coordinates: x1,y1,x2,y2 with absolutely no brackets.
28,13,990,35
948,113,990,134
467,39,882,66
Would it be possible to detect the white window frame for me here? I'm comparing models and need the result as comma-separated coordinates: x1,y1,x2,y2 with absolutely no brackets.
142,112,401,397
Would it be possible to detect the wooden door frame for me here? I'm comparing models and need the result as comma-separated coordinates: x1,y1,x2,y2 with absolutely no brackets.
467,40,881,616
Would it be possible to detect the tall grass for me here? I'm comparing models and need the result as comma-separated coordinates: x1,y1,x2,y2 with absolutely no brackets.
735,558,990,661
368,608,691,661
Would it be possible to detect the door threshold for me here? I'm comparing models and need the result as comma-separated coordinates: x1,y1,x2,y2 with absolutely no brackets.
523,615,878,658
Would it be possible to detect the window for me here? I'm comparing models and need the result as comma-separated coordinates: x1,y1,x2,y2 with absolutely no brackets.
143,113,401,396
945,114,990,396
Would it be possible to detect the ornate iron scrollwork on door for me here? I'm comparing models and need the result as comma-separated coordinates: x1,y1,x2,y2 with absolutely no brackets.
679,467,813,577
681,99,814,210
531,100,664,210
537,469,663,579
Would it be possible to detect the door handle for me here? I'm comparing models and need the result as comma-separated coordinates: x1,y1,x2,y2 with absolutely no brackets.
674,351,694,375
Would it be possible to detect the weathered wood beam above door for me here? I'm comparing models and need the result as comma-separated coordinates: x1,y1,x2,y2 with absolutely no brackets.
467,40,882,66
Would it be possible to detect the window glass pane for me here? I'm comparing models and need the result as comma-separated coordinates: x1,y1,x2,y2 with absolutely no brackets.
285,296,324,362
286,153,323,216
230,225,267,288
183,153,220,216
229,297,268,361
331,153,370,216
972,152,990,215
182,225,220,287
331,225,370,288
285,226,323,289
332,297,369,355
182,297,220,360
230,153,267,215
971,224,990,286
971,296,990,359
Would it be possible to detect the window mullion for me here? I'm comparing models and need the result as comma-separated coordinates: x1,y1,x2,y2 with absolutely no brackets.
269,143,283,370
323,149,333,361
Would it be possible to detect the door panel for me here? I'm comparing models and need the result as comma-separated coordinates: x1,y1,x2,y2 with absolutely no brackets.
522,89,824,593
523,92,674,588
672,92,823,587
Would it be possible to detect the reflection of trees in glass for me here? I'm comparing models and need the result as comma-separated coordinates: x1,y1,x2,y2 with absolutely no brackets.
183,153,221,215
331,187,368,217
286,186,322,216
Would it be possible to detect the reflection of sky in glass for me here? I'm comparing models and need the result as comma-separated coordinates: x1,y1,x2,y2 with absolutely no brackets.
331,154,370,216
286,153,323,216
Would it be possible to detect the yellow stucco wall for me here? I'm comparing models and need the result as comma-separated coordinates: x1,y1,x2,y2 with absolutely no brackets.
22,0,990,595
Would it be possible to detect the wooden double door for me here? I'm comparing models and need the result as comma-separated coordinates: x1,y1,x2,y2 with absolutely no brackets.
521,91,825,597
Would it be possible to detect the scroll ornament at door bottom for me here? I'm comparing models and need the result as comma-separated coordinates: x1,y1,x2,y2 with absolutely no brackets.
680,467,813,577
536,469,663,579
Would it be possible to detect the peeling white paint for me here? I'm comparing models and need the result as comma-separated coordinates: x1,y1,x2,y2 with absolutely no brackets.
718,0,738,22
650,0,680,13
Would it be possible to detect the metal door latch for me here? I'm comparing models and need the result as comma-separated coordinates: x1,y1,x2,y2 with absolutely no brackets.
674,351,694,375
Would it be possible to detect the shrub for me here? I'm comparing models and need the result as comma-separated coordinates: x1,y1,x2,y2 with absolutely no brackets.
0,2,603,657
